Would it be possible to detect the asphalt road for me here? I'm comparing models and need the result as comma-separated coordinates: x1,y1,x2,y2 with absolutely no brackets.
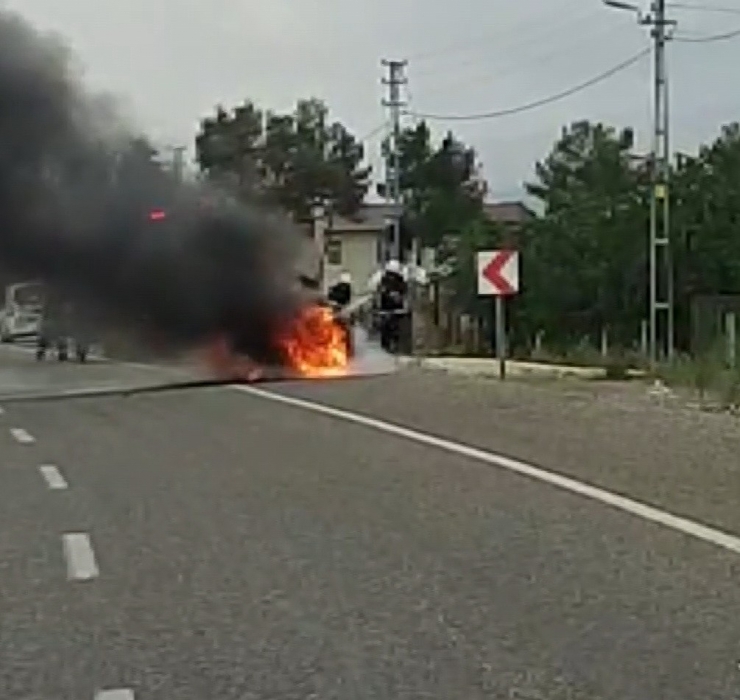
1,343,740,698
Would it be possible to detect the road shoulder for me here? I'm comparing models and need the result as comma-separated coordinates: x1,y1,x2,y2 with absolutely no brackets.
269,368,740,538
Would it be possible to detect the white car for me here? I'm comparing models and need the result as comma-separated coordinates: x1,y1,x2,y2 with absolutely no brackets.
0,304,41,342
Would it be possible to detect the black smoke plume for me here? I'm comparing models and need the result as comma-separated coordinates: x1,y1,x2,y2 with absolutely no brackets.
0,10,308,365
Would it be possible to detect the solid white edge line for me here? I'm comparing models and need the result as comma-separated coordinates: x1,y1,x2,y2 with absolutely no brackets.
62,532,99,581
95,690,135,700
10,427,34,444
237,385,740,556
39,464,68,490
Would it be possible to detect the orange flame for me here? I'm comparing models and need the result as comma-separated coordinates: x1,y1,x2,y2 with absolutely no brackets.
277,304,350,377
199,304,350,382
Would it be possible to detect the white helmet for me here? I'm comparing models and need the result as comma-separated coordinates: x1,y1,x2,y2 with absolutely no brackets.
414,266,428,285
339,271,352,284
385,259,401,274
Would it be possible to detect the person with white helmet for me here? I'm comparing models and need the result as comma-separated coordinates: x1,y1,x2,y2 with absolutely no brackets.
384,259,402,275
378,259,407,308
327,270,353,309
371,258,409,352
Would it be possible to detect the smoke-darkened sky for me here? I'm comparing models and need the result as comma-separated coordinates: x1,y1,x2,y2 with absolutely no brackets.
0,6,306,365
6,0,740,201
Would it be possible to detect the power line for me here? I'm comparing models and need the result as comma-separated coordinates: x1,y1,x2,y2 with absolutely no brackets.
415,24,628,102
668,0,740,41
674,25,740,40
405,48,650,122
357,122,388,143
405,4,597,64
410,8,603,79
257,2,734,80
668,1,740,14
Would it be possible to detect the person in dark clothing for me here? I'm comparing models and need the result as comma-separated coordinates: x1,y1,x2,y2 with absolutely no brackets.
327,271,352,309
377,260,407,311
373,260,408,352
324,272,354,358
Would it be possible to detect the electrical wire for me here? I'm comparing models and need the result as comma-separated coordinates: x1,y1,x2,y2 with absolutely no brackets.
357,122,388,143
668,1,740,41
405,48,650,122
404,4,598,64
409,7,604,80
674,25,740,40
668,1,740,14
413,20,628,101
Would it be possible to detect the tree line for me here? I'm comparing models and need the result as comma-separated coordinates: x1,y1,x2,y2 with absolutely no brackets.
191,98,496,318
518,120,740,355
136,96,740,356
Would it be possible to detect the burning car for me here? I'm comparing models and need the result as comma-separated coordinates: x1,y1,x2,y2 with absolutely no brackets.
278,300,353,376
201,269,355,383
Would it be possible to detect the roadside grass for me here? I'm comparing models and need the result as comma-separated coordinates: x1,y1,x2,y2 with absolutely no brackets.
656,345,740,413
425,336,740,412
527,341,639,381
536,340,740,411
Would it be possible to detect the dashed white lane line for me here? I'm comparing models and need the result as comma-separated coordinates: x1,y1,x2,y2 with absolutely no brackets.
240,385,740,557
39,464,68,490
95,690,135,699
10,427,34,444
62,533,99,581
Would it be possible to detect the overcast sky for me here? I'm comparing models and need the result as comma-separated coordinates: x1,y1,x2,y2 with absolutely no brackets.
5,0,740,202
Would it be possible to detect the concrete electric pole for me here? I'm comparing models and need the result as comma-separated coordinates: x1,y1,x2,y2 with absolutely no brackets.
155,144,187,183
171,145,186,183
604,0,675,365
651,0,675,365
381,59,407,263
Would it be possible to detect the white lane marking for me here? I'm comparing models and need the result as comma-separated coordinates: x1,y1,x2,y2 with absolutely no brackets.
39,464,68,490
239,385,740,556
0,406,5,414
62,533,99,581
10,427,34,444
95,690,135,700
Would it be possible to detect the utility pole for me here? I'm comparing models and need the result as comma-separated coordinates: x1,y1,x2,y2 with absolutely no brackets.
171,145,186,183
156,144,187,182
604,0,675,366
649,0,675,365
381,59,407,262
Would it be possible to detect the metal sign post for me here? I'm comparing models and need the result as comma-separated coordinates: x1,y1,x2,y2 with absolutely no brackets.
477,250,519,380
495,296,506,380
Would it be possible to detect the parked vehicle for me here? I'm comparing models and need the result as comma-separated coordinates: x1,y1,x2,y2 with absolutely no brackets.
0,281,43,342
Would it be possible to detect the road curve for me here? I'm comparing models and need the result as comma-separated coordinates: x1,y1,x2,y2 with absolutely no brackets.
1,346,739,698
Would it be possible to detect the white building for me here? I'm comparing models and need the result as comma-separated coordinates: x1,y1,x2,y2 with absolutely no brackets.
300,200,534,292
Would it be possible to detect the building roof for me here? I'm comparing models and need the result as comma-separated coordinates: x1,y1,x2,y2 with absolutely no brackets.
329,203,401,232
327,199,533,234
483,201,535,224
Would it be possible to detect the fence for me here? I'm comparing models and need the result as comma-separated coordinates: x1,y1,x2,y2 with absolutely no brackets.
691,294,740,366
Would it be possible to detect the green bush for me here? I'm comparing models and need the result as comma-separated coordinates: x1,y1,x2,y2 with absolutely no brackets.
656,341,740,409
718,366,740,410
